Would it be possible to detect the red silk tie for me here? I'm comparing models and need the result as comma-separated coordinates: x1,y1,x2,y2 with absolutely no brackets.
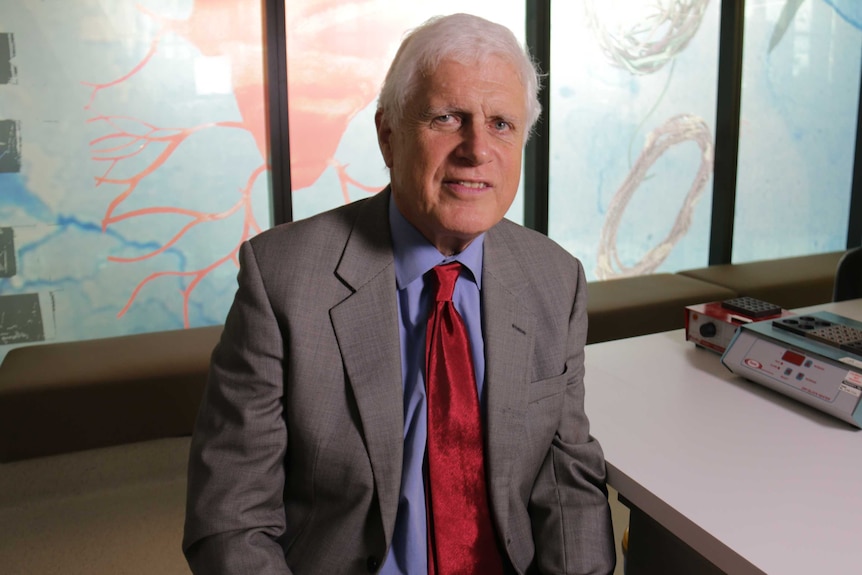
425,262,503,575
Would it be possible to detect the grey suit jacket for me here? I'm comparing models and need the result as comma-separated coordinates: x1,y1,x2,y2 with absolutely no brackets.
183,189,615,574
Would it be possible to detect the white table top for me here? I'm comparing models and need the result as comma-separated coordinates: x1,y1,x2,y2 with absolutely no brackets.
585,299,862,575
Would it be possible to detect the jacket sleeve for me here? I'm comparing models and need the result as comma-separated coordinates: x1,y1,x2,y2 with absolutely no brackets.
530,259,617,575
182,240,292,575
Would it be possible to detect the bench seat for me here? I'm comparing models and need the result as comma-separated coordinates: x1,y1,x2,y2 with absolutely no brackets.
0,437,191,575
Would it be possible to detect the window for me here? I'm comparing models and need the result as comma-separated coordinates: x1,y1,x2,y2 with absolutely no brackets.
0,0,270,364
548,0,721,281
1,1,859,366
733,0,862,262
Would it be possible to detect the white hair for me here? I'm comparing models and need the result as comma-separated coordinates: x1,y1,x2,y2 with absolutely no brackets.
377,13,543,137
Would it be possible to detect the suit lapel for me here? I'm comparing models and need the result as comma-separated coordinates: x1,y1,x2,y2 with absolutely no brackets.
482,223,536,538
329,190,404,547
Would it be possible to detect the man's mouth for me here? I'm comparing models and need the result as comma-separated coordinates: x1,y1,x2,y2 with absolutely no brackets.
449,180,489,189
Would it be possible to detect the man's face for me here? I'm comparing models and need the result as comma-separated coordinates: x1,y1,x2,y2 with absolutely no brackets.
376,56,528,255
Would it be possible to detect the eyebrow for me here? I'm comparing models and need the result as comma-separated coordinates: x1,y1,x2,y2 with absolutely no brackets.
419,106,521,127
419,106,458,120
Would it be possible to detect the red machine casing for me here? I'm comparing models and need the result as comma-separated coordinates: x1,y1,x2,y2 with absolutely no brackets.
685,300,795,354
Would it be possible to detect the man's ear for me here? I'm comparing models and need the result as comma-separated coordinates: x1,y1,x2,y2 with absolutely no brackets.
375,110,394,168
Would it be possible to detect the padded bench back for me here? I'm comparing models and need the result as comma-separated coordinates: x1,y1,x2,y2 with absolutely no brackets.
586,273,738,344
677,251,842,310
0,325,222,462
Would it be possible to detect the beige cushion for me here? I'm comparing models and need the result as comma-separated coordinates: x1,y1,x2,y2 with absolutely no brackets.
587,274,738,344
0,326,221,462
0,437,191,575
677,251,843,310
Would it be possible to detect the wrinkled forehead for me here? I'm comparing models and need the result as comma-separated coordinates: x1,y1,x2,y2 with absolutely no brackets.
417,50,523,84
410,55,527,110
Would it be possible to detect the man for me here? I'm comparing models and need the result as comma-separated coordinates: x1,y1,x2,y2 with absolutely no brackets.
183,13,615,575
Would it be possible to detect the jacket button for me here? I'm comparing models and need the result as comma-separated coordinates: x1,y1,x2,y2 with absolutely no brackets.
366,555,380,572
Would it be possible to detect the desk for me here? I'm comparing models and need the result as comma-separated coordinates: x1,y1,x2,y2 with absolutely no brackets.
585,299,862,575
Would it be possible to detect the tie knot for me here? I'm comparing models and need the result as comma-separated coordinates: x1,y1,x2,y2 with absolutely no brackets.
431,262,462,302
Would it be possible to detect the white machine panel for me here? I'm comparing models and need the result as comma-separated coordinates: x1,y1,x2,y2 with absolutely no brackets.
722,311,862,428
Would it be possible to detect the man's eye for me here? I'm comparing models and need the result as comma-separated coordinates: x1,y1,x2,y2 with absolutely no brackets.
494,120,512,131
435,114,455,123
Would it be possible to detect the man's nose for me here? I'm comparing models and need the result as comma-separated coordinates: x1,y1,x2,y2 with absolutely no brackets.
454,123,492,165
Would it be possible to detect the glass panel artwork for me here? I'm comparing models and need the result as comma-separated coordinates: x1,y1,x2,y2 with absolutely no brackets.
548,0,721,280
733,0,862,262
286,1,527,224
0,0,271,365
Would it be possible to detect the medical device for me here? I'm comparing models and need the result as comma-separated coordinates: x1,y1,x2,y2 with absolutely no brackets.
721,311,862,428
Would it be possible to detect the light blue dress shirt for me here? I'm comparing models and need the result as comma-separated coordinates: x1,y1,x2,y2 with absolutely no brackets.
380,197,486,575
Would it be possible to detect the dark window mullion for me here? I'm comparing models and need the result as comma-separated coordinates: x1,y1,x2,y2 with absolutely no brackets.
848,44,862,248
710,0,746,265
524,0,551,235
264,0,292,226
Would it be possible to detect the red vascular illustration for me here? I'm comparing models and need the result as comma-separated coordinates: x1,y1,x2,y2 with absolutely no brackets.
286,0,403,199
83,0,405,327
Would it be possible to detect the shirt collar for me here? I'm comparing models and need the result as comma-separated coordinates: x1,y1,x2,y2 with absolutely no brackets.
389,195,484,290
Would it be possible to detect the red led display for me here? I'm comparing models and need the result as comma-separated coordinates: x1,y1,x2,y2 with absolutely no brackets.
782,350,806,366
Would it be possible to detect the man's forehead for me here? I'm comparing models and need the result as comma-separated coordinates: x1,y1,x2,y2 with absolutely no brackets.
416,59,525,103
421,54,518,79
